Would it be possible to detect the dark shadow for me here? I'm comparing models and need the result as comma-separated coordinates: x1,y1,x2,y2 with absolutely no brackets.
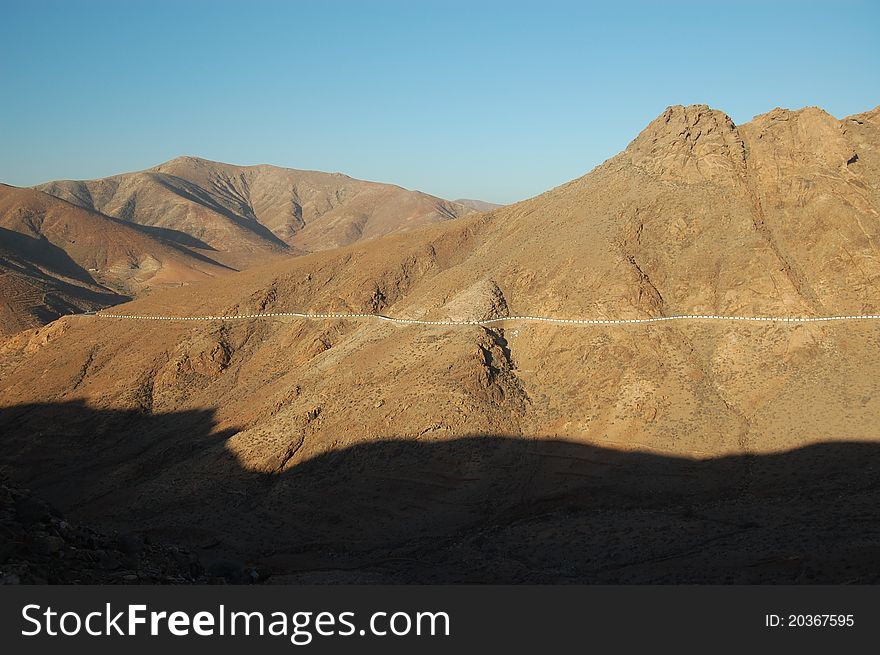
1,400,878,584
128,224,219,251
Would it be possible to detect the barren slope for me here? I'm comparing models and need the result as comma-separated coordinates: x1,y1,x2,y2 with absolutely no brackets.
37,157,475,269
0,185,228,337
2,104,879,582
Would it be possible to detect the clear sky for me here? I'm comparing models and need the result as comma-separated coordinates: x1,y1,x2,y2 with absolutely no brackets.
2,0,878,204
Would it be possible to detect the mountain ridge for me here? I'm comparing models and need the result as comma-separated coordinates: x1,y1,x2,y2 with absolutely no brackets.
2,102,879,581
35,156,479,269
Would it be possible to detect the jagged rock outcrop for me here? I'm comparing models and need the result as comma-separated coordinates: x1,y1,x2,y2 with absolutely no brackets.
627,104,747,183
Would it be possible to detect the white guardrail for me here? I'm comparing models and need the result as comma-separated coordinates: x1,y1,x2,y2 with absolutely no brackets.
87,311,880,326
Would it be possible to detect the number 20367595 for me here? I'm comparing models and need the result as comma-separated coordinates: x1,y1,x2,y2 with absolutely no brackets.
765,614,854,628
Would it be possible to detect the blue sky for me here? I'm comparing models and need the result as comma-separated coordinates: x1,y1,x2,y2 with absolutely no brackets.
2,0,878,204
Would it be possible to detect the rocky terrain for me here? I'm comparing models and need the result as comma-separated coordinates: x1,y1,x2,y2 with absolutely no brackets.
1,104,878,583
0,475,208,584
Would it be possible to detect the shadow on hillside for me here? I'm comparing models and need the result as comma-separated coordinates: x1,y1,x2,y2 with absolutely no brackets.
131,224,219,251
0,228,130,318
153,176,291,250
1,400,878,584
124,222,239,271
0,227,96,286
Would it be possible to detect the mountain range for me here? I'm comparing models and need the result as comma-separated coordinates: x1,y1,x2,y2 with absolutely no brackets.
1,104,878,583
36,156,477,266
0,159,483,336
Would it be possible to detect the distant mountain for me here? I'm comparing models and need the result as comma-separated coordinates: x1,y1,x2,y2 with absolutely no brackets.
37,157,476,269
0,185,228,337
453,198,503,212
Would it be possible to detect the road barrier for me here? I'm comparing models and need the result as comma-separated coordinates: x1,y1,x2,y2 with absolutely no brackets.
87,311,880,326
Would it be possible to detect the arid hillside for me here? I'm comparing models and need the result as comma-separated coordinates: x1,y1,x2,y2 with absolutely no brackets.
3,159,483,337
1,104,879,582
0,185,229,337
37,157,477,269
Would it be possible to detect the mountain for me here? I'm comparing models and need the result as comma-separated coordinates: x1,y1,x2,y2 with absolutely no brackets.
2,104,879,582
0,185,229,337
453,198,503,212
37,157,476,269
5,158,478,337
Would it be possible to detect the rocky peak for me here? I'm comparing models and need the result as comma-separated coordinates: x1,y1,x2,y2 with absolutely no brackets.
627,104,746,184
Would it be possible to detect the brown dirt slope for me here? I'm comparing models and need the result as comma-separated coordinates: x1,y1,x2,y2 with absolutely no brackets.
2,104,879,582
0,185,229,337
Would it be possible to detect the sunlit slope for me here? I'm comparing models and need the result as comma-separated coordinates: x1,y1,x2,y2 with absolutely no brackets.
37,156,476,269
